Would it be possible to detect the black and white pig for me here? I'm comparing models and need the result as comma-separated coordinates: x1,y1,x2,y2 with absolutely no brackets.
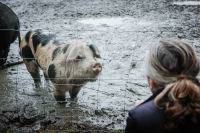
20,29,102,101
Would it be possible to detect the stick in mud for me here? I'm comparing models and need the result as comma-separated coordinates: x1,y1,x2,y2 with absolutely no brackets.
0,61,23,69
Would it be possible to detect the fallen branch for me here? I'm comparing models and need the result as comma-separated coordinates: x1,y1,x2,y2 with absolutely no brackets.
0,61,23,69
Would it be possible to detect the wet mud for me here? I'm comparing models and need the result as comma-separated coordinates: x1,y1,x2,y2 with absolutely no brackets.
0,0,200,131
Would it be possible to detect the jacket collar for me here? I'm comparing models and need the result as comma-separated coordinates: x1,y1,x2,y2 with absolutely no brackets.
141,89,164,105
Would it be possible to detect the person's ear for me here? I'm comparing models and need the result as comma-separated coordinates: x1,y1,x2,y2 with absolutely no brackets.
148,77,155,93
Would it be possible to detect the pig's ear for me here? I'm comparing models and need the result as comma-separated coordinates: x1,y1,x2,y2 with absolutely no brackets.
87,44,101,59
67,45,85,60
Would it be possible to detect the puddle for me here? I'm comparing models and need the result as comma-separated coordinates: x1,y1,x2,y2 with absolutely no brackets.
173,1,200,5
78,17,156,30
78,17,127,26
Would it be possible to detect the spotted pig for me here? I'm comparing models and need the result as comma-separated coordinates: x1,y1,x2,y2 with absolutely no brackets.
20,29,102,101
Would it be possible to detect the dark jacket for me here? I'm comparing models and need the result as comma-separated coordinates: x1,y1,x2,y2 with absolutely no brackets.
125,89,200,133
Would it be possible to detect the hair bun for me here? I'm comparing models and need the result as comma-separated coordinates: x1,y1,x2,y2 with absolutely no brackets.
177,75,200,86
177,75,186,80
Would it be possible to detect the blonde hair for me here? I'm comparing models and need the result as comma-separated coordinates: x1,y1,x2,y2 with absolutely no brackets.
146,38,200,131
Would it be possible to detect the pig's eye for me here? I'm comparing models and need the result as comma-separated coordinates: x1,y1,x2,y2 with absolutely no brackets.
77,56,83,60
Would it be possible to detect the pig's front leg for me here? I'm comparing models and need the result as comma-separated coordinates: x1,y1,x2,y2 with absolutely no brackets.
69,85,83,99
52,85,66,102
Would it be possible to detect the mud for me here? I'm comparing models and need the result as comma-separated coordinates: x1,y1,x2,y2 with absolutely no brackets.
0,0,200,132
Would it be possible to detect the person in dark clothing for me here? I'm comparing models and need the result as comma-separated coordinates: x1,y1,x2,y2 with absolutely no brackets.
125,38,200,133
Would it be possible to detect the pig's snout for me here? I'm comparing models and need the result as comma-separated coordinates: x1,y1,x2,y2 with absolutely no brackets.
92,63,102,72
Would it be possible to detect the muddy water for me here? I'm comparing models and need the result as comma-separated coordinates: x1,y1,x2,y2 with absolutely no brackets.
0,0,200,131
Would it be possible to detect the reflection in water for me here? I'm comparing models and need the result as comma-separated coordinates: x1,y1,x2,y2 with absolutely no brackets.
173,1,200,5
78,17,155,28
78,17,126,26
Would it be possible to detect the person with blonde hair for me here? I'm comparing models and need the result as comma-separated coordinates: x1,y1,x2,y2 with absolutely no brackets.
125,38,200,133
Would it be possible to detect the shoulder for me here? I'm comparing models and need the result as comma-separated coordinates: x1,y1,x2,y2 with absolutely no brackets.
129,99,162,122
129,89,166,123
127,99,166,132
131,99,158,115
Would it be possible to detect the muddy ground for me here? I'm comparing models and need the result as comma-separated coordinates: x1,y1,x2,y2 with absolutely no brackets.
0,0,200,132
